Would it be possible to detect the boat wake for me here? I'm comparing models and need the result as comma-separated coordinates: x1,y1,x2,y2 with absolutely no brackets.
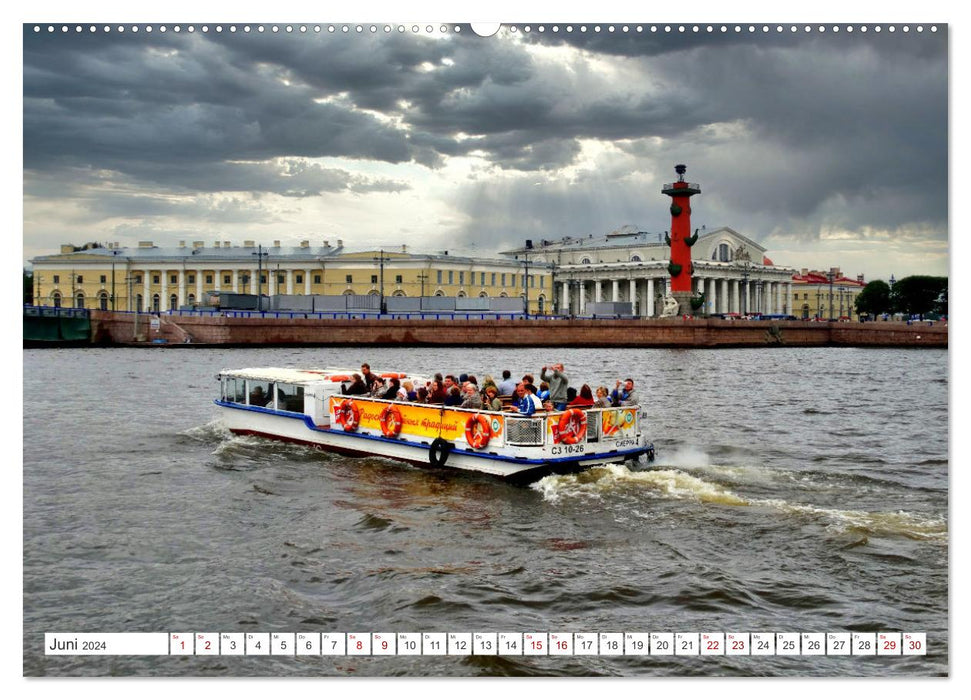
533,460,947,543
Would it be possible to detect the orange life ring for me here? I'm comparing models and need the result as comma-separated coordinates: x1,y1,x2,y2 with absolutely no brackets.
379,404,403,437
380,372,407,379
327,374,352,382
465,413,491,449
557,408,588,445
336,399,360,432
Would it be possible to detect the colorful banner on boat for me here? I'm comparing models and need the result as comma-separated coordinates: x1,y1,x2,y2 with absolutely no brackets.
600,408,638,439
329,397,504,445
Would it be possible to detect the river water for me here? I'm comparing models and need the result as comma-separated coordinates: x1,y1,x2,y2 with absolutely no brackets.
22,346,948,677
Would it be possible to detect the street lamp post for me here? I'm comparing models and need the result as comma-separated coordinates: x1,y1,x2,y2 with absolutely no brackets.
373,250,387,315
253,245,268,312
523,240,533,318
741,261,750,316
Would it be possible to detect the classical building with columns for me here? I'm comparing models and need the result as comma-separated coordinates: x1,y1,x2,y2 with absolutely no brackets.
29,239,554,314
501,225,797,317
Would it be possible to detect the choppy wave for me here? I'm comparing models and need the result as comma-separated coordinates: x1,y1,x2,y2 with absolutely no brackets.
533,463,947,542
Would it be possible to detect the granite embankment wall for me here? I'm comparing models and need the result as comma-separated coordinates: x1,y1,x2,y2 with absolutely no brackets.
89,311,948,348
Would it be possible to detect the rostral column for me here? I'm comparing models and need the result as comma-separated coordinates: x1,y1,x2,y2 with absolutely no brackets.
662,164,701,316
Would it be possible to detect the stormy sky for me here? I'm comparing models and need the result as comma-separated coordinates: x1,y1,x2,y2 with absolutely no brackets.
22,20,949,281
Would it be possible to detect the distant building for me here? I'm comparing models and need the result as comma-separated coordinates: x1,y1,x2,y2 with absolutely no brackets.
29,239,554,314
791,268,866,320
502,225,797,317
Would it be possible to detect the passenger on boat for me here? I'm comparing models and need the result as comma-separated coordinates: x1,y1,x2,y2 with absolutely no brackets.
444,374,458,392
344,374,369,395
540,364,570,411
250,386,267,405
510,384,536,416
360,363,376,389
538,382,550,402
481,375,498,393
460,383,483,410
402,380,417,402
381,378,401,400
416,386,429,403
483,386,503,412
594,386,612,408
569,384,596,407
497,370,517,396
527,385,545,412
370,377,387,397
611,378,638,406
444,386,463,407
427,379,447,404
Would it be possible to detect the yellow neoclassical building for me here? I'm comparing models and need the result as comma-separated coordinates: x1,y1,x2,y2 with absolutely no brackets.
29,239,554,315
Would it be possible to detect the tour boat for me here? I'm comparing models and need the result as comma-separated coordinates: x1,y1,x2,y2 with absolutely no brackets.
214,367,655,482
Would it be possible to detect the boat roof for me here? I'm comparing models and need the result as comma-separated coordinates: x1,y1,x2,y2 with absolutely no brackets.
218,367,357,384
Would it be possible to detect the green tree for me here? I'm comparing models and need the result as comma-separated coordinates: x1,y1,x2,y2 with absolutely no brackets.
890,276,947,319
855,280,892,317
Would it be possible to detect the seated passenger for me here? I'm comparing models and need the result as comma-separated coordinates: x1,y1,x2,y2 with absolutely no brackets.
483,386,503,412
460,383,483,410
510,383,536,416
402,380,417,402
610,378,638,406
427,379,447,404
444,386,463,406
594,386,612,408
381,377,401,400
568,384,595,407
344,374,368,395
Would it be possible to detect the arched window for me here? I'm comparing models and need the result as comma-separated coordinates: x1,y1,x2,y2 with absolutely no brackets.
537,296,546,314
434,290,445,297
152,294,160,312
136,294,143,312
342,289,355,296
457,291,466,298
631,255,642,262
169,293,178,311
392,290,406,297
713,242,732,262
499,292,508,298
580,257,592,265
367,289,379,296
478,291,489,298
52,292,62,308
187,294,196,306
75,292,85,309
99,291,109,311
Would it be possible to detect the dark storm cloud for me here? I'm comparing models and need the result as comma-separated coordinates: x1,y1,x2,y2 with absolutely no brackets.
22,24,947,259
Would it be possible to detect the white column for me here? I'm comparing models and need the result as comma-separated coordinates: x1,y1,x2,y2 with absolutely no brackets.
777,283,785,315
594,280,602,303
305,270,312,296
232,269,239,293
720,279,729,314
611,279,620,302
286,270,294,295
579,281,587,315
767,282,776,313
646,278,655,317
179,270,186,309
160,270,168,311
561,281,569,314
708,278,717,314
629,279,637,315
196,270,203,302
142,272,150,312
787,282,793,316
214,269,221,293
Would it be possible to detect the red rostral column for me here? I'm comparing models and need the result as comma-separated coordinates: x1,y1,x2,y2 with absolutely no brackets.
662,164,701,314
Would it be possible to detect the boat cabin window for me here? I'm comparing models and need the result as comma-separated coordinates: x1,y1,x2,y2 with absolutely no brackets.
248,380,275,408
275,383,305,412
221,377,247,404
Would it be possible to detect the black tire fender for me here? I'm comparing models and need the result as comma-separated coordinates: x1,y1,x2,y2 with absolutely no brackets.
429,438,453,468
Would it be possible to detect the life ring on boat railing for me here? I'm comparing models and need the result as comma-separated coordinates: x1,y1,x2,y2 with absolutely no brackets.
429,438,453,468
557,408,588,445
335,399,360,432
464,413,491,449
379,404,404,438
380,372,407,379
326,374,352,382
